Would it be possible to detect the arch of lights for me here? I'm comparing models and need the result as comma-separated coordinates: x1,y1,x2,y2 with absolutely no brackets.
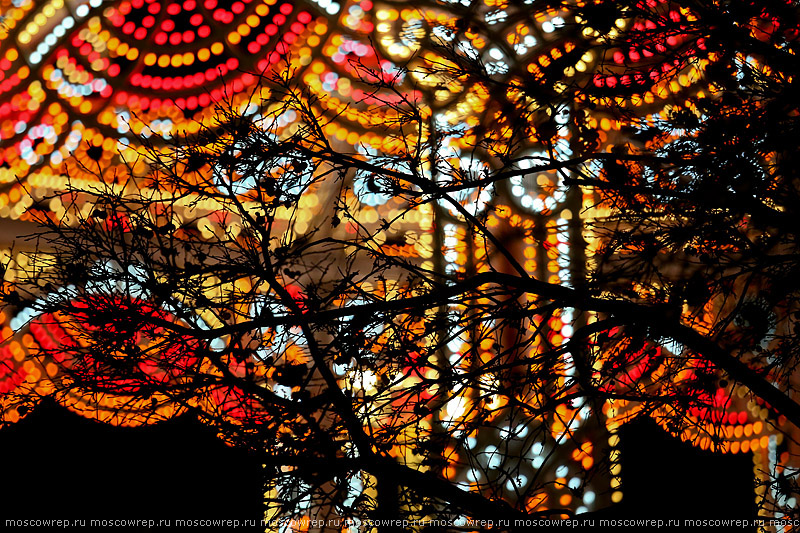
0,0,794,521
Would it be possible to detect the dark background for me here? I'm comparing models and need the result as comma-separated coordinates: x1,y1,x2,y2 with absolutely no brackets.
0,400,755,530
0,399,263,520
606,418,756,527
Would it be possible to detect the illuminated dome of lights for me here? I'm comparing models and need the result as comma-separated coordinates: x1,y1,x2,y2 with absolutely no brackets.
0,0,789,518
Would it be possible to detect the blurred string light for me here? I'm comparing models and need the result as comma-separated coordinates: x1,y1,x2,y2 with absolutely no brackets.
0,0,787,520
